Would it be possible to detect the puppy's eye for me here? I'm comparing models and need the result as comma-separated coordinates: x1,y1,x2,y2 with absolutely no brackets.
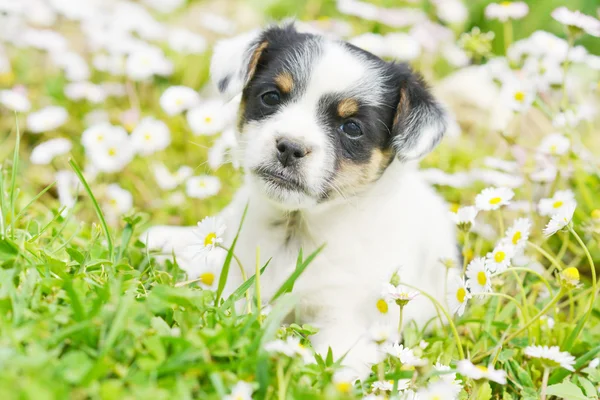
340,121,363,138
261,91,281,106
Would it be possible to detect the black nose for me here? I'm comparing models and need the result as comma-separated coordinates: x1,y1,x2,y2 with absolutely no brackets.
276,138,308,167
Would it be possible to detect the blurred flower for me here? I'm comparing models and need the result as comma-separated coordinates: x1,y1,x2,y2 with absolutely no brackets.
30,138,72,165
92,53,126,76
475,187,514,211
21,28,68,53
447,275,470,316
372,379,410,392
142,0,185,13
551,7,600,37
223,381,254,400
486,241,515,273
543,202,576,236
349,33,386,56
160,86,201,116
152,162,192,190
55,170,79,213
504,218,531,250
538,133,570,156
126,46,173,81
191,216,226,255
167,28,207,54
264,336,313,363
52,51,90,81
483,157,518,173
0,88,31,112
199,13,236,35
384,343,426,367
500,80,534,112
589,358,599,369
83,124,134,173
130,117,171,156
332,368,358,394
433,363,463,395
450,206,478,231
105,183,133,216
382,283,419,306
369,324,397,345
65,82,107,103
484,2,529,22
538,190,576,217
560,267,581,289
466,257,492,298
187,99,229,135
382,33,421,61
457,360,507,384
26,106,68,133
433,0,468,24
416,381,458,400
524,345,575,371
186,175,221,199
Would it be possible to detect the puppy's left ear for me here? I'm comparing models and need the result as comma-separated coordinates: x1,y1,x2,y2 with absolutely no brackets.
389,64,447,162
210,29,267,100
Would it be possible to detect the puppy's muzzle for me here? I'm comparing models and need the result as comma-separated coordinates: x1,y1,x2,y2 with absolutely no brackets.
276,137,310,168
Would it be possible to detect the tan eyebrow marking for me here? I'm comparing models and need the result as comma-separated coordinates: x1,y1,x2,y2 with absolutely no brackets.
274,71,294,93
337,98,359,118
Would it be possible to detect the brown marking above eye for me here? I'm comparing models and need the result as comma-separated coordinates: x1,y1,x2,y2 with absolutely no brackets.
247,41,269,81
337,98,359,118
274,71,294,93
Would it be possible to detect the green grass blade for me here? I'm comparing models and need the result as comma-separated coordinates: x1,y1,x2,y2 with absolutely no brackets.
549,344,600,385
0,164,5,237
116,222,134,261
214,203,249,306
9,114,20,239
271,244,325,302
68,158,114,262
225,258,270,304
14,181,55,222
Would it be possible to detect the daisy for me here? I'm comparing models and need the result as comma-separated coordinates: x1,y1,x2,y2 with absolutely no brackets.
186,175,221,199
82,123,126,150
466,257,492,298
86,129,134,174
434,0,468,24
504,218,531,251
500,80,535,112
265,336,313,363
382,33,421,61
375,296,389,315
485,241,515,273
130,117,171,156
559,267,581,289
126,46,173,81
332,368,358,394
187,99,229,136
55,170,79,213
30,138,72,165
349,33,386,57
64,82,106,103
457,360,507,384
384,343,426,367
143,0,185,13
416,381,459,400
475,187,514,211
543,202,576,237
538,133,570,156
152,163,192,190
538,190,576,217
105,184,133,216
372,379,410,392
191,216,226,256
433,363,463,395
0,88,31,112
449,206,478,232
198,13,236,35
369,324,397,345
447,275,470,316
167,28,207,54
26,106,68,133
590,358,599,369
382,283,419,306
223,381,254,400
551,7,600,37
524,345,576,371
159,86,201,116
484,2,529,22
52,51,90,82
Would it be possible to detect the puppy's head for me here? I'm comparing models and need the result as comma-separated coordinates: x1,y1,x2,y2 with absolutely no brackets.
211,24,446,210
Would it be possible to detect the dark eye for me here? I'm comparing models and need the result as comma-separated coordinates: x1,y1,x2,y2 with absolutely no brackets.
261,91,281,106
340,121,363,138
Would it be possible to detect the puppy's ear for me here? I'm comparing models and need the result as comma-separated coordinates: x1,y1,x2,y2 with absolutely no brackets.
210,29,269,100
389,64,447,162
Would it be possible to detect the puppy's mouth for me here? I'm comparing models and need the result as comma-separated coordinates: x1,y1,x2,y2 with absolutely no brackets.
253,166,309,194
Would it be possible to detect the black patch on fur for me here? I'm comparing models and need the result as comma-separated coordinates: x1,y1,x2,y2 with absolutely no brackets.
218,75,230,93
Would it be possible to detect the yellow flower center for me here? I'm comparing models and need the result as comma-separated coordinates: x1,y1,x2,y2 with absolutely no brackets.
477,271,487,286
335,382,351,393
476,365,488,372
204,116,212,124
514,91,525,102
97,134,104,142
562,267,580,283
512,231,522,245
198,180,206,188
494,251,506,263
108,147,117,157
500,1,511,6
109,198,118,206
376,298,388,314
549,144,557,153
175,98,183,106
456,287,466,303
204,232,217,247
450,203,460,213
553,200,564,209
199,272,215,286
432,396,442,400
144,133,152,141
489,197,502,205
591,209,600,220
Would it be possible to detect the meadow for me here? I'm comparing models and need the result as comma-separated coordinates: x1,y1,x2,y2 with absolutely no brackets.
0,0,599,399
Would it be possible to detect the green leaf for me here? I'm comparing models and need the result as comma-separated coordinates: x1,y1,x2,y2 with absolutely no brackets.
63,280,87,322
271,244,325,301
576,376,598,399
225,259,270,304
66,247,85,265
0,238,19,262
476,381,492,400
546,381,588,400
508,360,535,388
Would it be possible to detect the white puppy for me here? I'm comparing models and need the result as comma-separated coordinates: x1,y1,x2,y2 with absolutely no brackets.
144,24,458,376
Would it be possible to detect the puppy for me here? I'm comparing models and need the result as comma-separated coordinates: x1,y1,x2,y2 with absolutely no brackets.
145,24,458,376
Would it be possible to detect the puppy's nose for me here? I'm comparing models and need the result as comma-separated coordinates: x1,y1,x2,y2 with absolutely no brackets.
276,138,309,167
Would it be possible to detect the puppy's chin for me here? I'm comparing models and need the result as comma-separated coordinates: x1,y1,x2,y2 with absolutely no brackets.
249,174,318,211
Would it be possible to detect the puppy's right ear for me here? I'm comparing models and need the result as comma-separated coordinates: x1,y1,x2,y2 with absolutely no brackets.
210,30,268,100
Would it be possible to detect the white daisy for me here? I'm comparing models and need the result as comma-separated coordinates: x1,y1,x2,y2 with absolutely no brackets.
349,33,386,57
332,368,358,394
485,241,515,273
105,183,133,216
130,117,171,156
538,133,570,156
191,216,226,256
485,2,529,22
151,162,192,190
186,99,229,136
589,358,599,369
64,82,107,103
433,363,463,395
475,187,514,211
264,336,313,363
369,324,397,345
551,7,600,37
457,360,507,384
449,206,478,231
500,80,535,112
223,380,254,400
382,283,419,306
447,275,470,316
198,12,236,35
416,381,459,400
26,106,68,133
504,218,531,250
524,345,576,371
372,379,410,392
466,257,492,298
30,138,72,165
543,202,576,236
434,0,468,24
126,46,173,81
159,86,200,116
0,88,31,112
188,250,224,289
55,170,79,213
82,123,126,150
384,343,426,367
52,51,90,82
186,175,221,199
538,190,576,217
167,28,207,54
84,125,134,174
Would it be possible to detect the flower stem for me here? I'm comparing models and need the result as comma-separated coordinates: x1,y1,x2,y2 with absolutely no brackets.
503,21,513,54
541,367,550,400
496,210,505,236
527,241,564,273
398,282,464,360
462,231,471,275
276,360,287,400
492,267,553,298
477,292,526,326
255,246,262,313
398,305,404,334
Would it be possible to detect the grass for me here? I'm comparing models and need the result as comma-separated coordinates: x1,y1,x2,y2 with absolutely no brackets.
1,0,600,399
